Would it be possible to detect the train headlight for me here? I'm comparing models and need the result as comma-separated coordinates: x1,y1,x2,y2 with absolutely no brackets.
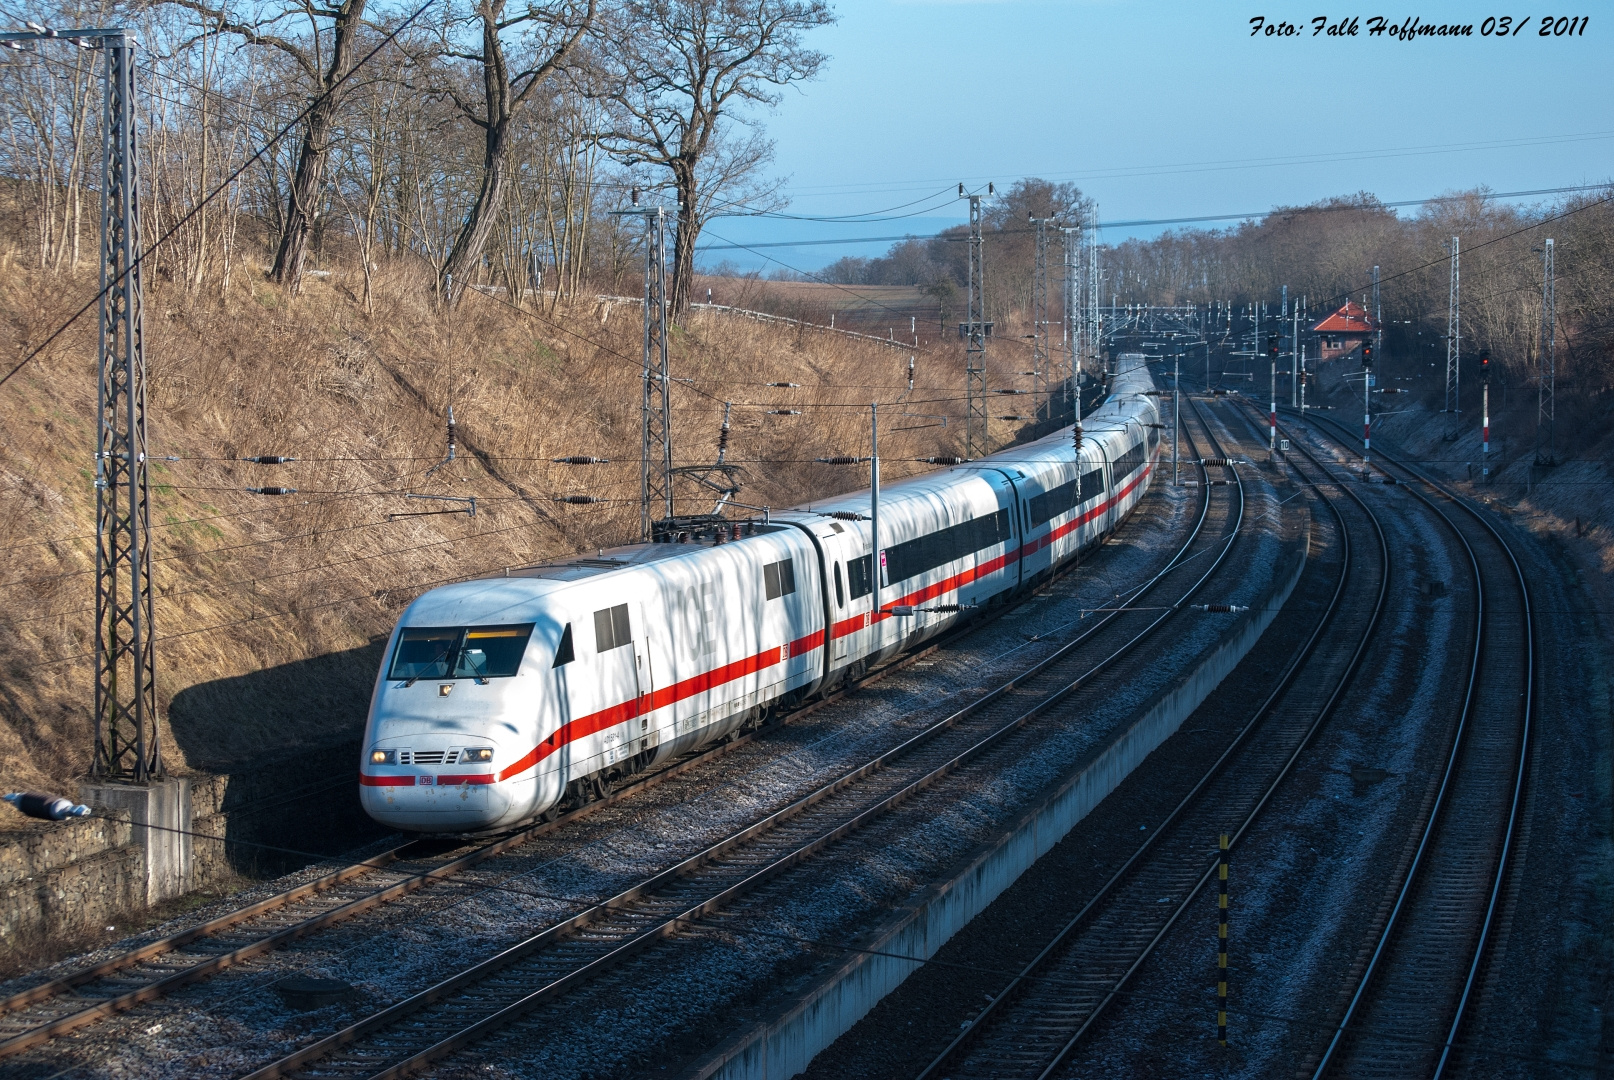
461,747,493,763
370,749,397,765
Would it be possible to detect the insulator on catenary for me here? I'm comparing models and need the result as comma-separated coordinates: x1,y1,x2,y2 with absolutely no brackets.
923,456,968,465
817,456,864,465
768,409,801,416
765,381,800,388
1190,603,1249,613
3,791,90,820
996,415,1028,421
994,388,1027,395
1200,458,1241,467
553,456,609,465
554,495,603,504
716,403,732,461
242,455,295,464
827,511,866,522
245,486,297,495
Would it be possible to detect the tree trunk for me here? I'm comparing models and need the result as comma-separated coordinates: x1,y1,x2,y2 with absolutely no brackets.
439,4,514,304
270,0,366,293
441,116,512,303
670,157,699,317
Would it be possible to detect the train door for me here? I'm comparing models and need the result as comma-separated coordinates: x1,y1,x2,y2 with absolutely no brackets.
831,560,851,661
630,600,658,759
1099,445,1115,534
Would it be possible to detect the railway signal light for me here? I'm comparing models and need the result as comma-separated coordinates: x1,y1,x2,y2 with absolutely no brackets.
1362,342,1373,366
1267,333,1280,360
1479,350,1490,385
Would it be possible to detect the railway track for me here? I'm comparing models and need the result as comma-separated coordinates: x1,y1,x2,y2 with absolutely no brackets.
912,390,1385,1080
0,414,1219,1074
0,558,1116,1065
232,425,1248,1080
1298,410,1534,1080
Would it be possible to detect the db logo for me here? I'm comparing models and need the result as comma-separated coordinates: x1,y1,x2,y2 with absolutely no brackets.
416,775,435,786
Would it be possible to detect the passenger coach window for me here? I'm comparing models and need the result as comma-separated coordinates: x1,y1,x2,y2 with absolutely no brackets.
389,624,534,681
764,558,796,599
594,604,632,652
881,508,1012,585
553,623,575,667
1028,469,1107,528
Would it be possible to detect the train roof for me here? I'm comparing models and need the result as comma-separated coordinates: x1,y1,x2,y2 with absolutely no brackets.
399,357,1156,620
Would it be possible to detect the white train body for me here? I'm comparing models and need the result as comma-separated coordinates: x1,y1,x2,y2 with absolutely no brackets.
360,357,1160,832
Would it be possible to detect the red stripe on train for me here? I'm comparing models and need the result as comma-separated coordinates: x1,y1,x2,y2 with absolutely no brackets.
458,462,1155,787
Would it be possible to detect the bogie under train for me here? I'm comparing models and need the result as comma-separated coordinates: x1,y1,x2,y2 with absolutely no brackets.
359,356,1160,833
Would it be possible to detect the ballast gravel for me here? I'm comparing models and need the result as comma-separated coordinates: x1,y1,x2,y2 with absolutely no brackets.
4,469,1248,1080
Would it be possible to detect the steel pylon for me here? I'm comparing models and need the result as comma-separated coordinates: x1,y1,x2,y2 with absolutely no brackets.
1538,237,1556,465
964,194,988,458
1445,237,1460,418
92,32,160,781
640,208,672,538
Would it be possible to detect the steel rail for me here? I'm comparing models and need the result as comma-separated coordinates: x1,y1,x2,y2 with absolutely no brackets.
0,592,1043,1061
241,428,1243,1080
916,389,1384,1080
1298,409,1533,1080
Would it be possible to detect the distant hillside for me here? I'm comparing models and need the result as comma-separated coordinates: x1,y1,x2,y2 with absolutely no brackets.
694,275,948,341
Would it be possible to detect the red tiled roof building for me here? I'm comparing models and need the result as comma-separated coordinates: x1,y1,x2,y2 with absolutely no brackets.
1312,301,1377,361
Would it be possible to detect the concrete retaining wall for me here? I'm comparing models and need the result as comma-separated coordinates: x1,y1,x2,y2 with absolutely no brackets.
1,741,379,967
0,811,143,958
688,529,1310,1080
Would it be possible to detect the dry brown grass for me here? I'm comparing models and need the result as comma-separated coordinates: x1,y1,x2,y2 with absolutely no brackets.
0,253,1048,794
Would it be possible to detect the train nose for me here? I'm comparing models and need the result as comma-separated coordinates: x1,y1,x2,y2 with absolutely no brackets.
359,737,509,831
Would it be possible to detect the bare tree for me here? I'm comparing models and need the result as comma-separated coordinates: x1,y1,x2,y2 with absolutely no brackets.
162,0,372,293
433,0,596,303
592,0,833,315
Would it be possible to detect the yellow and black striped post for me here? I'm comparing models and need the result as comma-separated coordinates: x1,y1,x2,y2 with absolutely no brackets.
1217,833,1230,1045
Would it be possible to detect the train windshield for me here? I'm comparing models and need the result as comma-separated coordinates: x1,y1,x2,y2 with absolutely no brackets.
389,624,534,681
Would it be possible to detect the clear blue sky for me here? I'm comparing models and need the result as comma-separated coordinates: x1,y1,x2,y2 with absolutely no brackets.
699,1,1614,273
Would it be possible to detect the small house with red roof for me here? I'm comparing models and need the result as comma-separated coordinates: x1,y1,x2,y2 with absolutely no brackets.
1312,301,1377,361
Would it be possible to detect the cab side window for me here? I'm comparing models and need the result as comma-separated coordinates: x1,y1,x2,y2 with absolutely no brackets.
593,604,632,651
553,623,575,667
833,563,845,608
763,558,796,600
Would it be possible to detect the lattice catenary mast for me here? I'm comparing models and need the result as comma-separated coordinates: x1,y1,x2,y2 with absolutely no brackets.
1445,237,1460,417
1061,225,1079,393
1538,237,1556,465
92,31,160,781
609,202,672,539
963,187,989,458
1086,203,1101,379
1029,214,1053,402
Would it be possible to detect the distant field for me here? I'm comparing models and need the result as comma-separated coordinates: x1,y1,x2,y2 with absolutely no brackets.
694,275,947,338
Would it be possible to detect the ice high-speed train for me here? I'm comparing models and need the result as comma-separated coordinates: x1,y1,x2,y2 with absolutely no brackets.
359,355,1160,832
